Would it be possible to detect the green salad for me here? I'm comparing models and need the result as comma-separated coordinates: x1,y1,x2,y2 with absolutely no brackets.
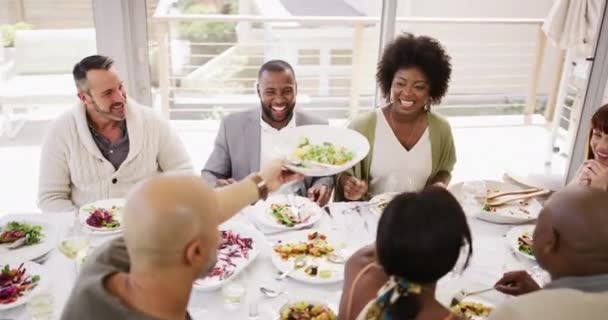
0,221,43,246
293,138,353,166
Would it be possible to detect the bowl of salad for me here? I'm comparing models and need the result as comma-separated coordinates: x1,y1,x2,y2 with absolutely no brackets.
274,125,370,177
79,199,125,234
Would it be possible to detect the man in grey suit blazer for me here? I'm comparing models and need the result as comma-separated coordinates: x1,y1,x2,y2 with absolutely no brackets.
202,60,334,205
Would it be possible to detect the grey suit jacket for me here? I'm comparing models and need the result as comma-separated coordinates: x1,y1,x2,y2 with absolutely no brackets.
201,108,334,195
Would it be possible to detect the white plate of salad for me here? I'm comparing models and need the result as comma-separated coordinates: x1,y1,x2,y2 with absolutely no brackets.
192,221,265,291
274,125,370,177
271,230,348,284
449,180,542,224
506,225,536,261
251,194,323,232
79,199,125,234
0,220,57,263
0,261,48,310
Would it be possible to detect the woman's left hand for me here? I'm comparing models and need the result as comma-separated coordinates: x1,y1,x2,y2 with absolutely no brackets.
580,160,608,191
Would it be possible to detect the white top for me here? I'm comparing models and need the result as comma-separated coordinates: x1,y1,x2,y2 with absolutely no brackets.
37,99,194,213
369,110,432,196
260,114,297,195
259,113,296,168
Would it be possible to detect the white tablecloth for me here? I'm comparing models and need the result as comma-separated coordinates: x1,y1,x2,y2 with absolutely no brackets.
0,202,540,320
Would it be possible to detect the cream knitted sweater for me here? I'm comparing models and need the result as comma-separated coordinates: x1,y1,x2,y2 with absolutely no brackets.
37,100,194,213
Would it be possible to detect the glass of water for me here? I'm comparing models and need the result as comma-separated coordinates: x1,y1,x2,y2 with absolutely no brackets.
27,293,54,320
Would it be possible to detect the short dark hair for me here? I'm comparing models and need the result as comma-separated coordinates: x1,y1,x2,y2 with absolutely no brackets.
376,33,452,105
591,103,608,134
72,55,114,92
257,59,296,79
376,186,472,319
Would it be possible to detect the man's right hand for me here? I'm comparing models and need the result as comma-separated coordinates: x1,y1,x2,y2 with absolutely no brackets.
216,178,237,187
494,270,541,296
340,175,368,201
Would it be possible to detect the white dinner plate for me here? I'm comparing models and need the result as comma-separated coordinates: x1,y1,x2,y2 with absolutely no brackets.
0,261,49,310
273,125,370,177
0,220,57,263
79,199,126,234
270,229,351,285
251,194,323,232
505,225,536,261
449,180,542,224
368,192,399,215
193,221,265,291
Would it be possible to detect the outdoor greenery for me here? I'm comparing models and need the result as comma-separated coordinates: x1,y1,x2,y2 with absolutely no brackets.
176,1,237,43
0,22,33,47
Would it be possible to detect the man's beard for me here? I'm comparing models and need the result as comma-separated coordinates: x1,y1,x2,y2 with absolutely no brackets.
91,95,127,120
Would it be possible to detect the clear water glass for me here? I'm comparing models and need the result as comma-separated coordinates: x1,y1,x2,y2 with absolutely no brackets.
222,281,247,310
26,293,54,320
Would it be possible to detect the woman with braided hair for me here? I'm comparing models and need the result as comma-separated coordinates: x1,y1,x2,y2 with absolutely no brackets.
339,187,472,320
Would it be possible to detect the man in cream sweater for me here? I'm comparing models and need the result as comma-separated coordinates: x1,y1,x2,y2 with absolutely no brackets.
490,186,608,319
37,55,193,213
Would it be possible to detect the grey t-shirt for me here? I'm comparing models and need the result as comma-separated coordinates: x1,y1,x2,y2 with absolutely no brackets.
61,237,192,320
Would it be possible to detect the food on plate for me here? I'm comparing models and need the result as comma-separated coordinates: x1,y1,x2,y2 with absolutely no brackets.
293,138,353,166
451,301,492,318
274,232,334,260
0,263,40,305
85,207,121,229
207,230,253,280
280,301,337,320
0,221,43,247
270,203,309,227
302,264,332,278
517,232,533,255
482,200,531,213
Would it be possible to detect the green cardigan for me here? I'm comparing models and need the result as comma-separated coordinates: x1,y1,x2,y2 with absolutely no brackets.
334,111,457,201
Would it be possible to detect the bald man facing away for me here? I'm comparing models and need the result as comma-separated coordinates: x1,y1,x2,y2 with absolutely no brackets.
61,159,301,320
489,186,608,320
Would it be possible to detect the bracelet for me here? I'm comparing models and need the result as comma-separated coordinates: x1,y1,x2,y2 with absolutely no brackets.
249,173,268,201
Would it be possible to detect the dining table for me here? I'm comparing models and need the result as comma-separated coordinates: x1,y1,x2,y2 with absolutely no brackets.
0,187,546,320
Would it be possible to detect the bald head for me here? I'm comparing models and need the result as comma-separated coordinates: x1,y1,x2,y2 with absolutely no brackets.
533,185,608,278
123,175,220,270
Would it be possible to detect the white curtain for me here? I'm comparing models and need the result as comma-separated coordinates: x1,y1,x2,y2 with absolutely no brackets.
542,0,605,54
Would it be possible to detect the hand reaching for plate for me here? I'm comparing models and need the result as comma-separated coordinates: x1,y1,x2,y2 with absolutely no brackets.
307,184,332,206
494,270,540,296
259,159,305,192
340,175,368,201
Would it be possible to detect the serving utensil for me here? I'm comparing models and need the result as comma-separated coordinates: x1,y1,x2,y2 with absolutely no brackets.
485,189,551,207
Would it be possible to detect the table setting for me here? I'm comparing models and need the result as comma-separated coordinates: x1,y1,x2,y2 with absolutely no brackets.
0,126,553,320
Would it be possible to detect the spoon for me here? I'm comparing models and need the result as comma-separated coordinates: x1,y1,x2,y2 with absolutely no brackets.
450,286,497,306
276,258,307,281
260,287,285,298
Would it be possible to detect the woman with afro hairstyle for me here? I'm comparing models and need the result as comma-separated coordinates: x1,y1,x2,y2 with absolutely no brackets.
335,33,456,201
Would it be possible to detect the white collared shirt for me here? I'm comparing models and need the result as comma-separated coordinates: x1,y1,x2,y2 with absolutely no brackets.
260,113,296,169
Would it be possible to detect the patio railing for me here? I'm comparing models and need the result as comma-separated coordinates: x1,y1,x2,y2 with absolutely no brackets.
151,6,557,120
